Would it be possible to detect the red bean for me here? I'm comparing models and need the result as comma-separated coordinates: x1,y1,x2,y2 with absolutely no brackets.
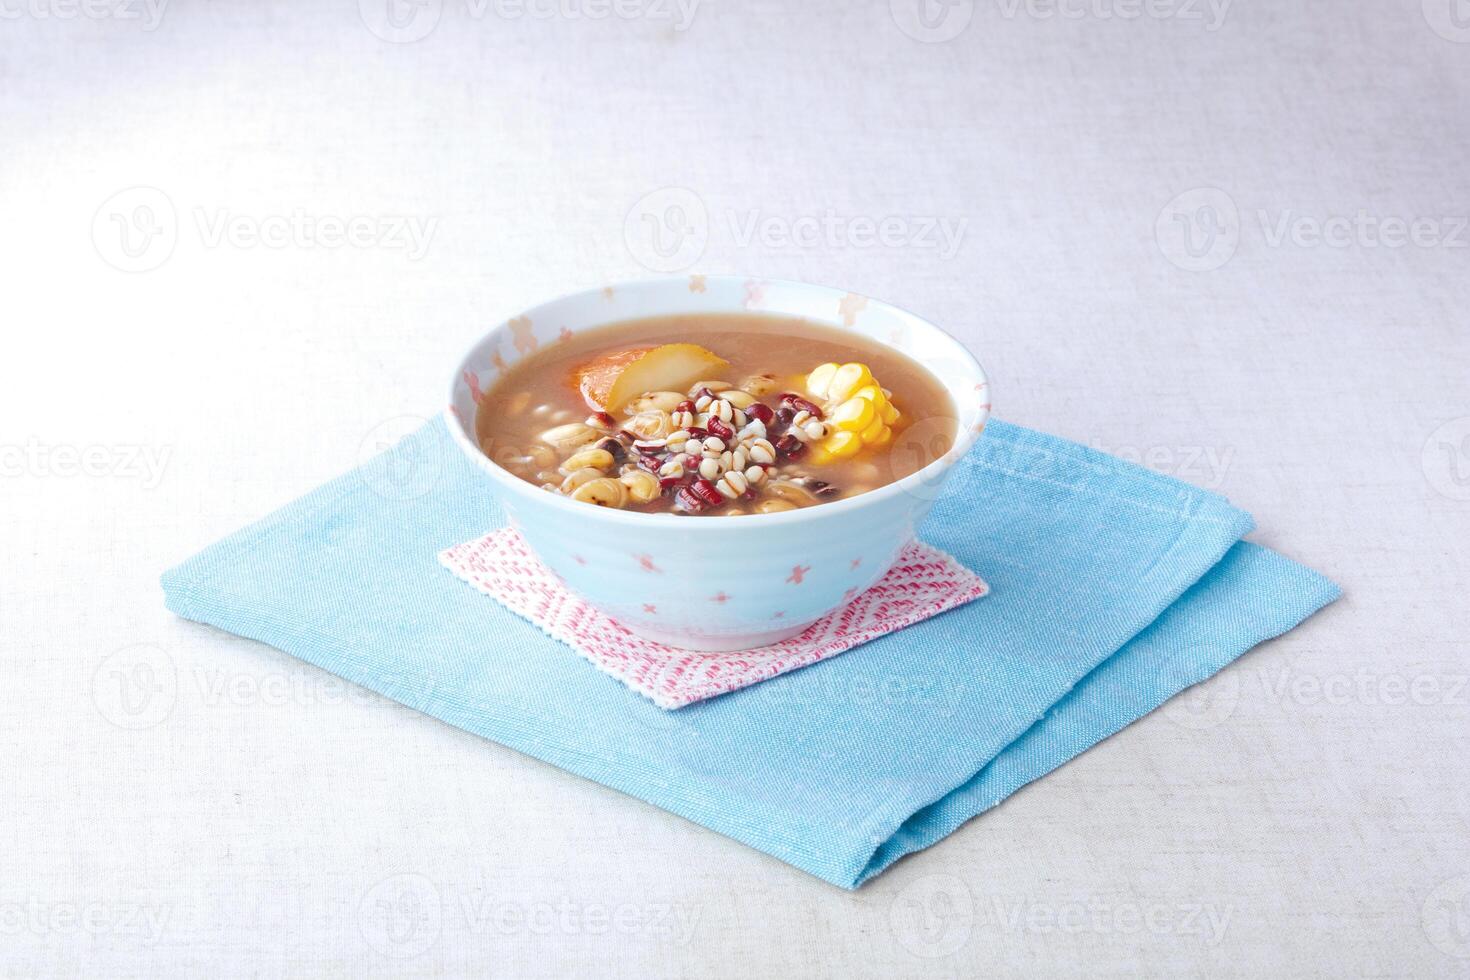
778,393,824,419
745,403,775,425
774,434,806,458
676,479,725,513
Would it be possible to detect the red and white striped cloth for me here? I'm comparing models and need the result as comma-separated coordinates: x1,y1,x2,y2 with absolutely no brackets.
440,528,988,709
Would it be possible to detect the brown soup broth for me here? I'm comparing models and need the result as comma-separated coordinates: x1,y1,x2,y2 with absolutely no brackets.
476,313,956,515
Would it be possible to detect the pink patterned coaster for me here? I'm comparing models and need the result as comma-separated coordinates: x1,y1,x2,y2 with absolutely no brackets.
439,528,988,709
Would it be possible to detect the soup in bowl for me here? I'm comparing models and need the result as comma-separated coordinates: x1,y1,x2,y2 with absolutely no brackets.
446,277,990,651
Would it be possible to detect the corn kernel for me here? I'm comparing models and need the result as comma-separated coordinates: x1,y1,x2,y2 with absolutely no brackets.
827,363,873,402
822,429,863,458
851,383,900,425
867,424,893,449
806,363,840,399
860,414,887,442
831,396,876,432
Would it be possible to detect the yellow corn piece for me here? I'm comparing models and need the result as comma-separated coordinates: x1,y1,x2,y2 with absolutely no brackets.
822,429,863,459
852,383,901,425
827,363,874,402
830,396,876,432
802,361,904,464
860,414,887,442
806,363,839,400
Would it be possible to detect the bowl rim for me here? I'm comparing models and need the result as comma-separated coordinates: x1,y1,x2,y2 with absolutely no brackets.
444,275,991,527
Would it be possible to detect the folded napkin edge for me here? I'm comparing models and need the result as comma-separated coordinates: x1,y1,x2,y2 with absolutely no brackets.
847,539,1342,887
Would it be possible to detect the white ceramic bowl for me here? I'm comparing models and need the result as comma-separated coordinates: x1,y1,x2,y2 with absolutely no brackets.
445,276,990,651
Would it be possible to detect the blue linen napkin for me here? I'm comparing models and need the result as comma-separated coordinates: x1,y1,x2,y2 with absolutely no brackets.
161,418,1339,888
